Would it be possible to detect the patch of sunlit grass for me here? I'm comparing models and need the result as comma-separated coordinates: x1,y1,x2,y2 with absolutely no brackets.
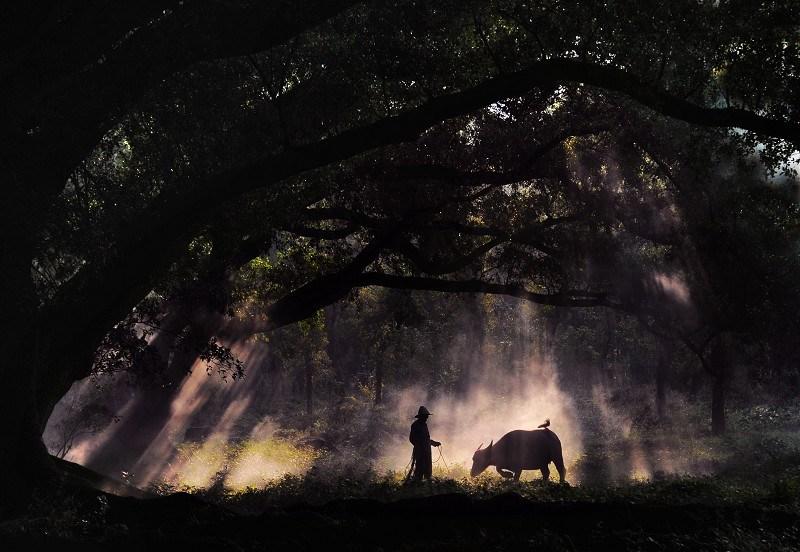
225,438,318,491
163,437,318,492
432,461,470,480
172,438,230,489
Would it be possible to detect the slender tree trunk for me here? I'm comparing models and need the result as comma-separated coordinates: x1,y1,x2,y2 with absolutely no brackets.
655,345,670,421
374,333,390,406
374,360,383,405
599,312,614,388
710,335,729,435
456,294,484,394
325,304,342,394
711,374,726,435
305,353,313,418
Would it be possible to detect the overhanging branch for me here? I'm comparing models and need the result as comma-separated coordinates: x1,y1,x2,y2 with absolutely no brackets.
355,272,608,307
46,56,799,367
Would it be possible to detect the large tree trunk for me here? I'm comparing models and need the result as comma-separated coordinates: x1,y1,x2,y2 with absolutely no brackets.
0,180,58,517
0,360,57,518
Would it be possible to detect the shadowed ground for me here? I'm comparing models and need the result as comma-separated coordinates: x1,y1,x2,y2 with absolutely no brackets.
3,478,798,551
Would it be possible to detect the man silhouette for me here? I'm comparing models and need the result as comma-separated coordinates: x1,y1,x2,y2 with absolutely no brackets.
409,406,440,481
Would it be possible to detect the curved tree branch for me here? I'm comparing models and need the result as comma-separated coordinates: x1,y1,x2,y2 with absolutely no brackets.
5,1,363,187
354,272,610,307
41,55,798,390
386,235,507,275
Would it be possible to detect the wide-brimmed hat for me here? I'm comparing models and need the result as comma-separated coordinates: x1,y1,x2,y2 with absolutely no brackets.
414,406,432,418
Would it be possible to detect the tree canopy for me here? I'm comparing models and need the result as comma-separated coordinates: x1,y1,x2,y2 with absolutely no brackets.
2,0,799,512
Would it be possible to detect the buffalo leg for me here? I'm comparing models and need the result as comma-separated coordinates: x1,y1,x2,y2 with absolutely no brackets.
513,469,522,481
553,453,566,483
541,465,550,482
496,466,514,479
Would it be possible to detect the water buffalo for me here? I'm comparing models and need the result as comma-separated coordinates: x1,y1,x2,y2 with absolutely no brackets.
470,426,566,482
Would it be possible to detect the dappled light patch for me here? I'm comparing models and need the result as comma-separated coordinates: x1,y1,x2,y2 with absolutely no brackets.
168,439,229,489
224,439,318,490
652,271,691,305
154,437,318,492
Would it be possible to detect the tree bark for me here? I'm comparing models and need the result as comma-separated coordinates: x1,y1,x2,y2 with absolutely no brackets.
0,176,57,517
0,360,56,519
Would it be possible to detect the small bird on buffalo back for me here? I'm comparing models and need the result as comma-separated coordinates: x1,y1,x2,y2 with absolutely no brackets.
537,418,550,429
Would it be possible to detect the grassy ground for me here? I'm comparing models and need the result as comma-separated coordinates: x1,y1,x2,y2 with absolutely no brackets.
3,401,799,550
2,475,798,551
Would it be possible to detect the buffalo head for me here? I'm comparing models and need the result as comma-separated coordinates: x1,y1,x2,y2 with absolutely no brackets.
470,440,493,477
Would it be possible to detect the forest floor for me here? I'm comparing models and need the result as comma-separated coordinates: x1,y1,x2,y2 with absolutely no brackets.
3,402,800,550
1,476,798,551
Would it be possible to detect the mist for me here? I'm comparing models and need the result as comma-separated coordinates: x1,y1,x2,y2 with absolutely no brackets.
377,350,582,480
43,295,724,491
